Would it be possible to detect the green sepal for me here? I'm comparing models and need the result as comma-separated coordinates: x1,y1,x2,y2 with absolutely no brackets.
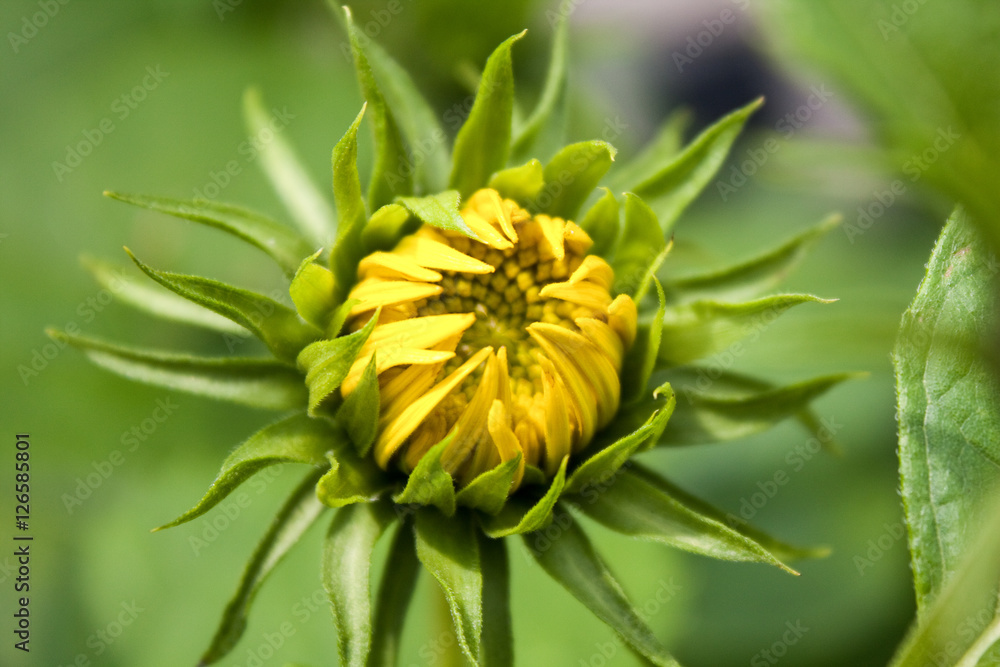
360,203,417,253
482,456,568,537
455,454,522,516
414,509,483,665
397,190,481,241
126,249,322,363
612,193,666,297
620,278,667,404
322,500,395,667
565,384,675,495
488,159,546,203
575,464,809,574
290,250,338,332
49,330,306,410
478,533,513,667
579,188,620,259
335,353,380,457
154,413,331,531
243,88,336,246
631,97,762,233
297,311,378,416
658,293,836,367
665,214,841,304
80,255,244,335
609,108,692,193
524,512,680,667
197,470,327,666
327,298,360,339
449,31,526,197
343,7,413,210
315,428,391,508
538,140,617,220
368,520,421,667
330,105,369,301
511,12,567,160
393,437,457,516
104,191,313,278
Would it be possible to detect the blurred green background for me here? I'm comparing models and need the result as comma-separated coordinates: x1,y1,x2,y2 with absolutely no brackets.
0,0,956,665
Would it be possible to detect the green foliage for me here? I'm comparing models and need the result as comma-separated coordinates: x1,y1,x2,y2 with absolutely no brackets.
330,105,370,299
296,312,377,415
483,457,568,538
538,140,616,220
455,454,523,516
393,437,457,516
336,354,380,456
397,190,480,240
368,523,421,667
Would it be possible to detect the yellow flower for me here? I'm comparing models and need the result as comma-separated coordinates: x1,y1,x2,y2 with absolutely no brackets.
341,188,637,492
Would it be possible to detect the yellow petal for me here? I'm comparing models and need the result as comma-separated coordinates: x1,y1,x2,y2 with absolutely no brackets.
487,399,525,491
608,294,638,349
536,214,566,261
539,356,573,475
563,222,594,255
366,313,476,350
538,280,613,311
348,278,442,316
575,317,625,370
478,189,519,244
463,210,514,250
444,351,499,479
358,252,443,282
379,362,442,418
395,236,495,274
567,255,614,290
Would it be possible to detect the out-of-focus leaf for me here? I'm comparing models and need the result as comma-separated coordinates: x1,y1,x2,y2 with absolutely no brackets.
155,413,330,530
104,191,313,277
579,188,620,259
361,203,416,253
290,251,338,332
482,457,567,538
414,509,482,665
126,249,321,363
621,279,666,404
323,500,395,667
393,437,457,516
612,193,666,297
80,255,244,335
658,293,835,367
369,522,421,667
511,13,568,160
397,190,480,240
895,209,1000,612
336,354,380,456
243,88,336,246
525,513,680,667
48,330,306,410
449,32,526,197
198,471,327,665
609,109,692,193
330,105,369,300
455,455,522,516
538,140,616,220
488,160,546,202
478,532,513,667
297,312,377,415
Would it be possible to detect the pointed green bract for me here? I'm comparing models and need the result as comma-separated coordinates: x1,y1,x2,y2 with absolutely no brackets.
538,140,616,220
361,203,416,253
323,501,395,667
483,456,568,537
290,251,339,332
315,433,391,508
665,214,841,304
658,293,835,367
579,188,620,258
525,514,681,667
455,454,522,516
155,413,331,531
397,190,481,240
336,354,380,456
449,31,526,197
127,249,322,363
344,8,413,210
488,159,546,203
478,533,513,667
511,13,567,160
297,312,378,415
609,108,692,193
612,193,666,297
331,105,369,301
80,255,244,335
198,470,327,665
632,97,763,233
620,279,666,405
243,88,336,246
104,191,313,277
49,330,306,410
369,522,421,667
393,437,457,516
414,509,483,665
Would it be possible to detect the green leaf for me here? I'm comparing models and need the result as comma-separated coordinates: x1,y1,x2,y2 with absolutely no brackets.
609,108,692,193
449,31,526,197
397,190,480,241
297,312,378,416
290,251,338,332
511,13,568,160
331,105,369,300
198,470,327,665
360,203,417,254
632,98,762,233
612,193,666,297
155,413,331,530
315,428,391,508
368,521,421,667
478,533,513,667
323,500,395,667
126,249,322,363
665,214,841,304
524,513,680,667
483,457,568,538
455,454,522,516
488,160,546,203
336,354,380,457
895,209,1000,612
49,330,306,410
393,437,457,516
243,88,336,246
343,8,413,209
538,140,616,220
414,509,482,665
575,465,800,574
620,279,667,405
579,188,620,259
104,191,313,278
80,255,244,335
658,293,835,367
566,385,675,495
